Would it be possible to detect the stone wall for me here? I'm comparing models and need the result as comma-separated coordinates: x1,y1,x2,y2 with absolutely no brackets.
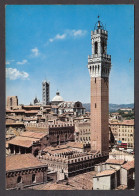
6,167,47,190
7,96,18,110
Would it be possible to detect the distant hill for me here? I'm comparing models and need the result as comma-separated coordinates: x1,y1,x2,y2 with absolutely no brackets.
83,103,134,113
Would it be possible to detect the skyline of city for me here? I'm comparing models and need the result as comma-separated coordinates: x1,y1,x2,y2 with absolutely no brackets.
5,5,135,190
6,5,134,105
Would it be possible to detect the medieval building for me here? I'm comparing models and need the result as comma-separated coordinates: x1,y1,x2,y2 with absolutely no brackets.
7,96,18,110
6,154,48,190
88,20,111,155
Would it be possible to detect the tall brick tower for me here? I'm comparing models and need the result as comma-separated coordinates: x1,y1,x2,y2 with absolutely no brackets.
88,19,111,155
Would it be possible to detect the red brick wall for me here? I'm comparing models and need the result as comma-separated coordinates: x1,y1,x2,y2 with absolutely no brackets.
6,170,47,190
90,77,109,154
49,126,75,146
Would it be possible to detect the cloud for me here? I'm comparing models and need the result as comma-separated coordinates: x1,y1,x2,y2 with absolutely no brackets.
6,59,15,65
6,68,29,80
49,29,87,43
71,29,87,37
49,33,66,42
6,61,10,65
16,59,28,65
31,47,39,56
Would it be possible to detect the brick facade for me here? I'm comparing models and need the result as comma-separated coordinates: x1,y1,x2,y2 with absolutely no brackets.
7,96,18,110
91,77,109,154
6,154,48,190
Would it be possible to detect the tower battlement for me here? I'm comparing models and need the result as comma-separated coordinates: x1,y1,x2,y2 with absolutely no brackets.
91,29,108,36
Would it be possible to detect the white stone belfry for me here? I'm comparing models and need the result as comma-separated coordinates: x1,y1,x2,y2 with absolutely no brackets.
88,20,111,78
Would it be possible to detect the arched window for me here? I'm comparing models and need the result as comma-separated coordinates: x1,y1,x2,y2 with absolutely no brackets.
95,42,98,54
33,149,39,157
101,41,105,54
98,65,100,73
32,174,36,183
17,176,22,184
57,135,59,145
65,133,67,141
10,97,12,107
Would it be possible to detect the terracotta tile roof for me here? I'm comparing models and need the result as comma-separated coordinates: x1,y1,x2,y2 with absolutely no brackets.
43,146,55,152
12,110,25,113
67,142,84,149
53,145,68,150
6,154,46,171
23,117,37,121
95,169,116,177
43,145,72,154
21,131,47,139
25,126,49,133
109,119,134,126
68,171,97,190
122,160,134,170
6,122,24,126
25,110,39,113
8,136,39,148
106,159,125,165
50,148,73,154
33,183,76,190
23,105,40,108
6,109,25,113
6,109,13,112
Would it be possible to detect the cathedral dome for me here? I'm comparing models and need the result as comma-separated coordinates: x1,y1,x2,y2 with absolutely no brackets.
52,92,64,102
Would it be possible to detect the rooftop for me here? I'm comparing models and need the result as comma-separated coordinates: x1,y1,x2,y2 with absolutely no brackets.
105,159,125,165
6,154,46,171
21,131,47,139
109,119,134,126
6,122,24,126
25,110,39,114
95,169,116,177
122,160,134,170
6,109,25,113
67,142,84,149
32,182,76,190
8,136,39,148
23,105,40,108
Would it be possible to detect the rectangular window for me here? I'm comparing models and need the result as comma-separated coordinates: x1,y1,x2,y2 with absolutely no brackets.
95,103,97,108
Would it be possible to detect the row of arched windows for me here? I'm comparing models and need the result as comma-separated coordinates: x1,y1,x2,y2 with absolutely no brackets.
17,174,36,184
89,65,100,75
